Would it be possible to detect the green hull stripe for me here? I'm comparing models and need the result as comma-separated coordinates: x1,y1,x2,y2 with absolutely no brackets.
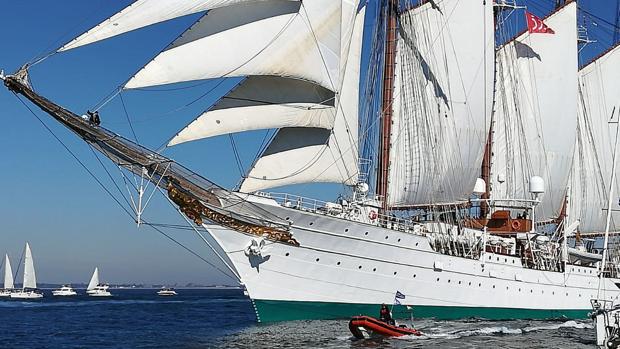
252,299,590,323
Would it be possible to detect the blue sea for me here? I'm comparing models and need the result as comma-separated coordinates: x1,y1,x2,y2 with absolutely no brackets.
0,288,596,348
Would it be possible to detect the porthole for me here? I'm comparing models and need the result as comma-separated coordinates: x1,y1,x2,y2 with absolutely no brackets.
458,281,461,285
285,252,290,257
437,278,440,282
373,268,376,272
493,285,495,289
468,282,472,286
496,257,499,261
413,274,417,278
530,290,533,293
309,222,314,226
316,258,320,262
519,288,521,292
364,232,369,236
397,238,401,242
393,272,397,275
415,242,419,246
358,265,362,269
506,286,509,290
478,283,481,287
504,258,507,263
448,280,451,283
566,293,569,296
345,228,349,232
385,236,389,240
552,291,555,295
512,260,515,264
488,256,492,260
337,262,341,265
285,217,290,220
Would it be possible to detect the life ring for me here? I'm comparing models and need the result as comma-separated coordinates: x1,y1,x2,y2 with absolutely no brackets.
368,210,378,221
511,220,521,230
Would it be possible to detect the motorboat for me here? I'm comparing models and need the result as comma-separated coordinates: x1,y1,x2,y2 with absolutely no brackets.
10,243,43,300
88,284,112,297
349,316,421,339
157,288,177,296
157,287,177,296
86,267,112,297
52,285,78,296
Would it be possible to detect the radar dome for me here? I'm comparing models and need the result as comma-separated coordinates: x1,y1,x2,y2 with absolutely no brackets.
529,176,545,194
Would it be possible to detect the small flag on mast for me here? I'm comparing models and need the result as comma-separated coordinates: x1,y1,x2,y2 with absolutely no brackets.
525,11,555,34
394,290,406,305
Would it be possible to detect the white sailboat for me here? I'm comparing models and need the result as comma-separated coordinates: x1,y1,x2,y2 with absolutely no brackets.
86,267,112,297
3,0,620,322
0,254,14,297
10,243,43,299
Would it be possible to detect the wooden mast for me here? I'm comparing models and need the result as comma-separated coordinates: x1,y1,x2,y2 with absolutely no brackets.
376,0,399,210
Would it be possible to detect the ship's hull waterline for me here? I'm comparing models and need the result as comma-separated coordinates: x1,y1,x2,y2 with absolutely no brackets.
204,200,620,323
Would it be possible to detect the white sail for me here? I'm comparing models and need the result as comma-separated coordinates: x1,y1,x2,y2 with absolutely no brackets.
491,3,578,221
3,254,14,290
23,243,36,289
125,0,341,91
169,77,335,146
386,0,494,206
58,0,282,52
568,44,620,232
239,4,364,192
87,267,100,291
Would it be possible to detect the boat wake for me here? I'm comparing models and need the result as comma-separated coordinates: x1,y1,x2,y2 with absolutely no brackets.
397,320,593,340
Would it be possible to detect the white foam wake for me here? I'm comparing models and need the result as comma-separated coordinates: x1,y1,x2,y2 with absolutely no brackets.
523,320,593,332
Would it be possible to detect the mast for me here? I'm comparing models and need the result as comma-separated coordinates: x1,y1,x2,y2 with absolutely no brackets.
598,120,620,298
377,0,398,209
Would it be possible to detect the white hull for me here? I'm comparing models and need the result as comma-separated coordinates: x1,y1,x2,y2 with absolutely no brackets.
52,290,78,296
202,201,620,322
88,289,112,297
157,291,177,296
0,290,11,297
10,290,43,299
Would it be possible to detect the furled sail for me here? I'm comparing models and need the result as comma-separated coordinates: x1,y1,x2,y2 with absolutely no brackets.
169,76,335,146
124,0,341,91
491,3,578,221
23,243,37,289
386,0,494,207
568,44,620,232
58,0,281,52
239,3,365,192
3,254,14,290
87,267,100,291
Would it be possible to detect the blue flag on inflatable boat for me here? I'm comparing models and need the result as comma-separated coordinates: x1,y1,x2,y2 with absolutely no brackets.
394,291,406,305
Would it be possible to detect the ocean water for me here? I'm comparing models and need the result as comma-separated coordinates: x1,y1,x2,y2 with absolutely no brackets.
0,288,596,348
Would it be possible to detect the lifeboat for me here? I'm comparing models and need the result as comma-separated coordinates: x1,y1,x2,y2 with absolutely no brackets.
348,316,422,339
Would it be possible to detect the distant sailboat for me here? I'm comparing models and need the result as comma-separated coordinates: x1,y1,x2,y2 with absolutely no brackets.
86,267,112,297
0,254,14,297
10,243,43,299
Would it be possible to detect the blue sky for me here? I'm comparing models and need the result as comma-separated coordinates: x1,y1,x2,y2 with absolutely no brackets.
0,1,617,285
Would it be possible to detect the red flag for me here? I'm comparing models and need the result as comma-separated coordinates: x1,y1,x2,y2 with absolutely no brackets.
525,11,555,34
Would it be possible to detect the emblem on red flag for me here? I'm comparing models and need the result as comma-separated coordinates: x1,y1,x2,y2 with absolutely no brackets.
525,11,555,34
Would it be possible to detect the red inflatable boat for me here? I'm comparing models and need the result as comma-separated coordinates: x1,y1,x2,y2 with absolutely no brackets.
348,316,422,339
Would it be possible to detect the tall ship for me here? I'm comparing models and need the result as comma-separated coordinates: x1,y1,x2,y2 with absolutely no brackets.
3,0,620,321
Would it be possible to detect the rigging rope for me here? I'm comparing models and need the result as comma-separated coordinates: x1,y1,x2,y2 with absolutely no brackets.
12,93,239,282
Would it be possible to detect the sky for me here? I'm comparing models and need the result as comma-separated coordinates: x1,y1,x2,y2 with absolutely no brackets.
0,0,618,286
